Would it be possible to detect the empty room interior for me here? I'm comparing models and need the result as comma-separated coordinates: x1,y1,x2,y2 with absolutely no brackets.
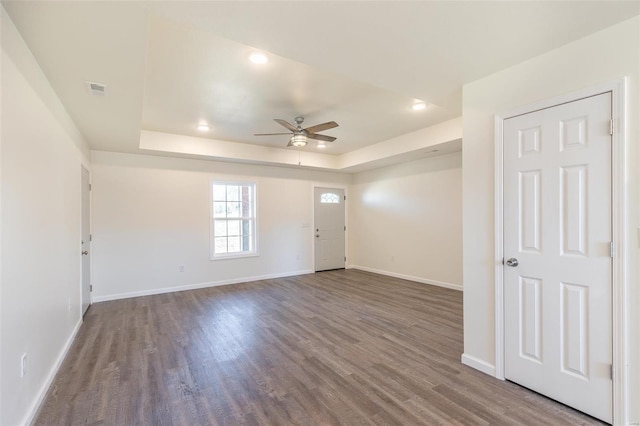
1,1,639,425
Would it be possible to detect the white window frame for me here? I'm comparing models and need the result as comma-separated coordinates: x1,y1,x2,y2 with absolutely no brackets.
210,180,258,260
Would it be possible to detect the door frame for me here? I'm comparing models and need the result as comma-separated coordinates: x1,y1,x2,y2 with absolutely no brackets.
80,164,92,315
312,183,348,272
493,78,628,423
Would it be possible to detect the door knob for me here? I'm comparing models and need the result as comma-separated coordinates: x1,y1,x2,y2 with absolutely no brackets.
505,257,519,267
82,251,88,255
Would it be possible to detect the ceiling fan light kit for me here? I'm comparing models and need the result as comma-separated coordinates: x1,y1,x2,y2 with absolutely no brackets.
255,116,338,149
290,134,308,147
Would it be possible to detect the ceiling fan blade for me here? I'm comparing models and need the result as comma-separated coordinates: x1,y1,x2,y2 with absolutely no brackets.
287,140,294,147
304,121,338,134
274,119,298,132
254,133,292,136
307,133,336,142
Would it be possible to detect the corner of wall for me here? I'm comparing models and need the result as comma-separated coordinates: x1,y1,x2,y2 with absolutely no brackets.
461,353,496,377
1,7,90,424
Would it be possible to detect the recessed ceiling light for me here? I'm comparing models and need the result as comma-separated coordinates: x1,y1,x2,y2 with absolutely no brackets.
411,102,427,111
197,123,209,132
317,141,326,149
249,52,268,65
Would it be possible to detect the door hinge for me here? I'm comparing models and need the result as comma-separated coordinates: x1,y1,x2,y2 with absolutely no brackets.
610,242,615,258
610,364,614,380
90,284,93,292
344,195,346,201
344,256,346,262
89,234,92,242
344,225,346,231
89,183,92,191
609,119,614,136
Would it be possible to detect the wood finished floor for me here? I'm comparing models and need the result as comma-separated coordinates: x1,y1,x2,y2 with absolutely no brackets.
36,270,603,425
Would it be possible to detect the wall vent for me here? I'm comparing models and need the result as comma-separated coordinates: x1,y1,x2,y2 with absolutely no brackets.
86,81,107,96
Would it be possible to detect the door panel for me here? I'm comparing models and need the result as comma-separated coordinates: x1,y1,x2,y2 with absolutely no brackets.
561,282,588,378
560,165,588,256
503,93,612,423
314,187,345,271
519,276,542,363
519,170,541,253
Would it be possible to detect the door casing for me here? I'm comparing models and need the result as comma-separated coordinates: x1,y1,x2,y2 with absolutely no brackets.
493,78,628,424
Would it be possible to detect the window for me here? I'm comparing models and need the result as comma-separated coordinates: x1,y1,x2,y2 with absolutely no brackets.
211,182,256,259
320,192,340,204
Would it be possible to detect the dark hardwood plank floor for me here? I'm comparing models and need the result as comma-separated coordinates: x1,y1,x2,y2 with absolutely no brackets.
35,270,603,425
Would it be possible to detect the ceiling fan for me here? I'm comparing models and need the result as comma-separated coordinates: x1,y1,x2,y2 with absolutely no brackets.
254,116,338,147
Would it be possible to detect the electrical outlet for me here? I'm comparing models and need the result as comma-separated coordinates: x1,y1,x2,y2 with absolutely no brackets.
21,353,27,378
179,265,185,273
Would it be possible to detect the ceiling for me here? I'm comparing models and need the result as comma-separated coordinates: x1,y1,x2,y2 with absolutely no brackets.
3,1,639,170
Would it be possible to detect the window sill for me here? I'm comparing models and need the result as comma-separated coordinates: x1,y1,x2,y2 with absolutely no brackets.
210,252,259,261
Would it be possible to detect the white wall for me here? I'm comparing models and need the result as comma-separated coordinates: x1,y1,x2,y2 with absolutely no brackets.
349,152,462,289
1,7,91,425
462,16,640,423
91,151,351,301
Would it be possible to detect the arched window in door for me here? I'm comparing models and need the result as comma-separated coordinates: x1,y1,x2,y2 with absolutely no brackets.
320,192,340,204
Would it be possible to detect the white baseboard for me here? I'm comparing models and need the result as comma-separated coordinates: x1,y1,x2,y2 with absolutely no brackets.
92,269,315,303
461,353,497,377
347,264,463,291
22,318,83,426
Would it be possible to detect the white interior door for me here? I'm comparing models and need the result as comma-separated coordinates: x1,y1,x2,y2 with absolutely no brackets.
81,166,91,315
503,93,612,423
314,187,345,272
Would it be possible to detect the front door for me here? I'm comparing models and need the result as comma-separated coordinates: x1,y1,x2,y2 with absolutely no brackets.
503,93,612,422
314,187,345,271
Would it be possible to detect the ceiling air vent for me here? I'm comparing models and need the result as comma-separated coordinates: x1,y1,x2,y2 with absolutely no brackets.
86,81,107,96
